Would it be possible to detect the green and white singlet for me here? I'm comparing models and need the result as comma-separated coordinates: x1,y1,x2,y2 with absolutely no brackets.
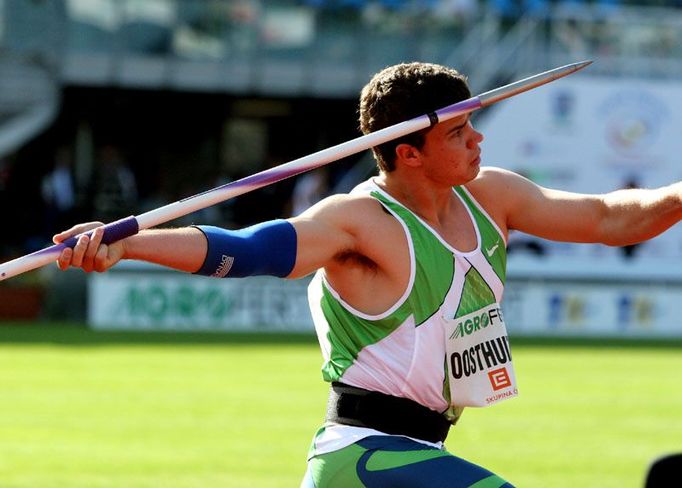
307,179,517,458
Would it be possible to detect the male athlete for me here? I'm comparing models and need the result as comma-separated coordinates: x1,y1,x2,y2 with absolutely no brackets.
54,63,682,487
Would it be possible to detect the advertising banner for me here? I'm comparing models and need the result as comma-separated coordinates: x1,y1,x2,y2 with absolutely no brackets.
478,75,682,261
503,280,682,337
89,261,682,337
89,265,313,332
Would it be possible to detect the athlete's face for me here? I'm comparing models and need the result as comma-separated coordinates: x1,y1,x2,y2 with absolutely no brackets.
417,115,483,186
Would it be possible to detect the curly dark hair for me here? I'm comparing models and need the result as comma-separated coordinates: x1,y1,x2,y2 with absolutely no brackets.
359,62,470,172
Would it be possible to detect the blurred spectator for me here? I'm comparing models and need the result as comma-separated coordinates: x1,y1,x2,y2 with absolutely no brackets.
41,147,77,237
227,0,261,54
92,145,138,222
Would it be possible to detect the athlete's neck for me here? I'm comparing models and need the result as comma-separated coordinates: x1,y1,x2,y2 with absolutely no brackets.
374,173,458,228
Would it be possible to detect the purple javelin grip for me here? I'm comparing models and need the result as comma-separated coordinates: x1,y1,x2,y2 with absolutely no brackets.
60,216,140,249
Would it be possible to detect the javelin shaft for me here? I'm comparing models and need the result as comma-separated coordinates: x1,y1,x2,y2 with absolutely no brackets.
0,60,591,282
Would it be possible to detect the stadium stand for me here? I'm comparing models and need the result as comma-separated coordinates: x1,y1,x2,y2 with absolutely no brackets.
3,0,682,260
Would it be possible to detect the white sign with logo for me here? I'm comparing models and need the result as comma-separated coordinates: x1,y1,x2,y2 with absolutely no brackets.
88,263,313,331
88,260,682,337
478,75,682,261
501,257,682,337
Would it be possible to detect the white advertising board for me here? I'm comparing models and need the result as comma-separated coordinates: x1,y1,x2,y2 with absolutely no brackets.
504,279,682,337
477,75,682,261
89,264,314,332
89,260,682,337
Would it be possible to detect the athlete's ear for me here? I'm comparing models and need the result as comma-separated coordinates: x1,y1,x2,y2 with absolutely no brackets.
395,143,421,168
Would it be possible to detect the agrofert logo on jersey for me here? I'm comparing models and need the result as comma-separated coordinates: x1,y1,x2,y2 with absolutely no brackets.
450,305,504,339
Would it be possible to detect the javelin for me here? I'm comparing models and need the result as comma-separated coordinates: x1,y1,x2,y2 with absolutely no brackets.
0,60,591,282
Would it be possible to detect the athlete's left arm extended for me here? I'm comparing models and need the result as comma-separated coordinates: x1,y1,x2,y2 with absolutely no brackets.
493,168,682,246
595,184,682,245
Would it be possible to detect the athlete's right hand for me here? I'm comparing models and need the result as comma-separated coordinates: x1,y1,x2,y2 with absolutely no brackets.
53,222,126,273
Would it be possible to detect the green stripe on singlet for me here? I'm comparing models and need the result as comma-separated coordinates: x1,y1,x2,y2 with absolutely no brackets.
373,191,456,325
454,266,496,319
453,186,506,282
444,188,502,420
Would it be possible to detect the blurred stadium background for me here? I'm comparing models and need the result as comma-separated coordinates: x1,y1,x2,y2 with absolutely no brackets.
0,0,681,487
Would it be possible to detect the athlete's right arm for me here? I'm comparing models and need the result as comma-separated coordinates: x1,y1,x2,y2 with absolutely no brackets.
53,194,363,277
286,194,362,278
54,223,208,273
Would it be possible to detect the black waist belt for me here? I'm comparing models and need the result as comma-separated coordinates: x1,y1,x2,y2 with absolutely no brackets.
325,382,451,444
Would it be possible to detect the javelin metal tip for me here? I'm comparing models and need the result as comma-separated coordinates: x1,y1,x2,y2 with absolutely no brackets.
478,60,593,107
543,60,593,81
561,60,593,74
573,60,593,69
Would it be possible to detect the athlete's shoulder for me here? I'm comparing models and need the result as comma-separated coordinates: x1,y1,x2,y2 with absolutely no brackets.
349,178,377,196
465,165,526,197
468,166,517,186
295,188,387,224
464,166,519,234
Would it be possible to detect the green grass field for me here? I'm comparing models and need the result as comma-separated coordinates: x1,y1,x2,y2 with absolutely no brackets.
0,323,680,488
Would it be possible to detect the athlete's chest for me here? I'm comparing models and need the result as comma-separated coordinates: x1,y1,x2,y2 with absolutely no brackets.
402,197,477,256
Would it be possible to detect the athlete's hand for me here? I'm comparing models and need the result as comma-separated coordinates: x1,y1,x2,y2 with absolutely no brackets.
53,222,126,273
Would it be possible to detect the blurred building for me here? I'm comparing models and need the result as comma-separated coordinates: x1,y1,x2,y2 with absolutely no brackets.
2,0,682,332
2,0,682,244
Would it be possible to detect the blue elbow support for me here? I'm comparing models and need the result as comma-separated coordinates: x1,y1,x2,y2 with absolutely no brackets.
193,220,297,278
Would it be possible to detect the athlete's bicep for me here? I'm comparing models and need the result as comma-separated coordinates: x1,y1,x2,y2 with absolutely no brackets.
505,176,605,243
477,167,605,243
287,196,359,278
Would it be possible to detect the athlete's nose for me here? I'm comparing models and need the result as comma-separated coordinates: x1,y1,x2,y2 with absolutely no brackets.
467,128,483,149
474,127,484,143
